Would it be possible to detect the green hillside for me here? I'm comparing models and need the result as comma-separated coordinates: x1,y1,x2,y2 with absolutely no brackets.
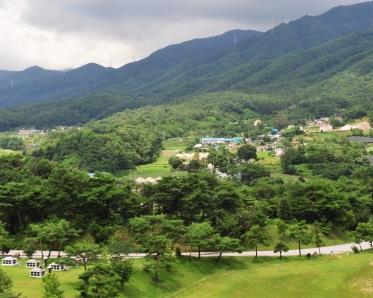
1,2,373,130
3,253,373,298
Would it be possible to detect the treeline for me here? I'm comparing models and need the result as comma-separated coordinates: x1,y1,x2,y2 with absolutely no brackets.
33,127,162,173
281,134,371,179
0,135,24,151
0,147,371,241
32,92,261,172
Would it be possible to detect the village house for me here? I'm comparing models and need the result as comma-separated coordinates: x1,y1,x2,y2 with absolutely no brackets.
26,259,41,268
30,267,45,278
48,262,67,271
2,257,19,266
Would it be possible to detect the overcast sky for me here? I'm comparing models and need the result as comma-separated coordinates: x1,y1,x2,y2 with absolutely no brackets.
0,0,363,70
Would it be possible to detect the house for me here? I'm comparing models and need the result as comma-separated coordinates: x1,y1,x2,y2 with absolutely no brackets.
135,177,162,185
30,268,45,278
2,257,19,266
48,262,66,271
26,259,41,268
254,119,263,127
201,137,243,146
319,124,333,132
275,148,285,157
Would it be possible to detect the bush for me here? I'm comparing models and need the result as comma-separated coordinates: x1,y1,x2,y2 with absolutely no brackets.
351,245,360,254
169,157,183,169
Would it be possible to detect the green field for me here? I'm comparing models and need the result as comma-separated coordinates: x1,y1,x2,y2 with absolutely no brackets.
4,252,373,298
126,138,194,179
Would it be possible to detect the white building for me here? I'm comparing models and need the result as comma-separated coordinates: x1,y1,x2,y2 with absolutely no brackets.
2,257,18,267
26,259,41,268
30,268,45,278
48,262,66,271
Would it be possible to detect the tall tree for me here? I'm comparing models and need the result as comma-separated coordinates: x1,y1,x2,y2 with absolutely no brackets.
143,235,173,281
65,241,101,271
243,225,271,258
112,260,133,289
289,220,311,256
0,221,12,258
214,236,241,263
186,222,216,260
356,222,373,248
276,219,288,239
312,223,325,254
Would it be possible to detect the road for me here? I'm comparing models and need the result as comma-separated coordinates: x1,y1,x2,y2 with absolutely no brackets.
7,241,371,259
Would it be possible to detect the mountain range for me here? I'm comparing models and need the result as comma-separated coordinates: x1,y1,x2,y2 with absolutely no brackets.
1,1,373,130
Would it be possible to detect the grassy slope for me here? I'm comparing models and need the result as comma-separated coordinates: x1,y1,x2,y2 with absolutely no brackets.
5,252,373,298
125,138,194,179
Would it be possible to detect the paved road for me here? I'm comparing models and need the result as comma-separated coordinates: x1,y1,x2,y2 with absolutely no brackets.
7,242,371,259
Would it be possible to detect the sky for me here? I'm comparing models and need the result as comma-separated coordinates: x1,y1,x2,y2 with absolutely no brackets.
0,0,363,70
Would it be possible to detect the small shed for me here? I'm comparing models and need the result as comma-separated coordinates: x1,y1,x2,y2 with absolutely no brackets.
2,257,18,267
30,268,45,278
26,259,41,268
48,262,66,271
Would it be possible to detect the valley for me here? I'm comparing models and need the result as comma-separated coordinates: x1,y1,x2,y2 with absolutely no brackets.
0,1,373,298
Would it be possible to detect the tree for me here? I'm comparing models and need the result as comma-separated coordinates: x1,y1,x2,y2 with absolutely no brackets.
243,225,271,258
238,145,257,161
129,216,184,281
143,235,172,281
214,236,241,263
0,222,12,258
30,219,79,258
112,260,133,289
79,263,121,298
186,222,216,260
276,219,288,239
0,268,19,298
289,220,311,256
65,241,101,271
355,222,373,249
312,223,325,254
168,157,183,169
350,230,364,252
274,242,289,260
108,235,134,258
238,164,270,185
42,274,64,298
23,238,38,259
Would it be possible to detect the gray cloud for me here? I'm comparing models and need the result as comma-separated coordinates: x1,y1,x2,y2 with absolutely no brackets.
0,0,364,70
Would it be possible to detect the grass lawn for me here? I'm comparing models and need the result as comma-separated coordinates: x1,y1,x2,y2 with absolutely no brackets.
4,252,373,298
0,149,20,156
126,138,193,179
258,223,350,251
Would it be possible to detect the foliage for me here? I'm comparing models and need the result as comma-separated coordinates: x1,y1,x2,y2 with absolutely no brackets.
42,274,64,298
243,225,272,257
79,263,121,297
237,144,257,161
0,269,19,298
273,242,289,260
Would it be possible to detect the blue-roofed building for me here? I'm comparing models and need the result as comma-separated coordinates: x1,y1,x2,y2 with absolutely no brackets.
201,137,244,145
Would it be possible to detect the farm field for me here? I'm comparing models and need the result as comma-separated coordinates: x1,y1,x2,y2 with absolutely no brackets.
126,138,194,179
3,252,373,298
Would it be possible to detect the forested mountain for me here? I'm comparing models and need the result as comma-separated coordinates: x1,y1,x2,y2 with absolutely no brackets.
0,64,114,107
1,1,373,130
